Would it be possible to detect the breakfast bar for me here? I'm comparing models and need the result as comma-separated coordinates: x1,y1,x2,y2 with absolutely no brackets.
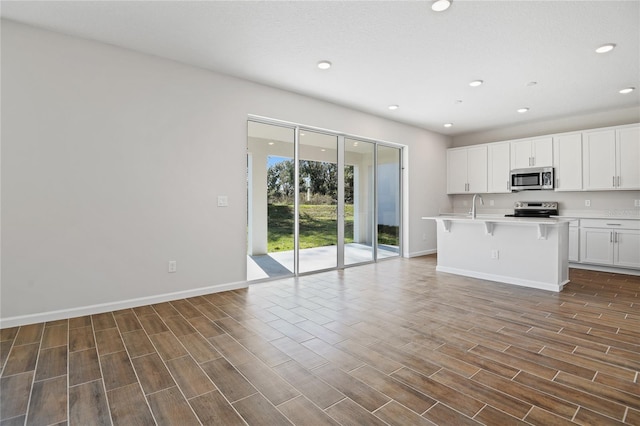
423,215,571,292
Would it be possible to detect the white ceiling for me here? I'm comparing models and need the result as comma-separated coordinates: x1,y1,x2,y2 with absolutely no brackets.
2,1,639,136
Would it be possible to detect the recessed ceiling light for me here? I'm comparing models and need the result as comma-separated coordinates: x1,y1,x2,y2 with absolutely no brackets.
268,142,274,145
619,87,635,94
388,105,399,110
317,60,332,70
517,107,530,113
455,100,463,104
444,123,453,128
300,132,305,136
353,142,359,146
432,0,451,12
526,81,538,87
321,149,326,152
469,80,483,87
595,43,616,53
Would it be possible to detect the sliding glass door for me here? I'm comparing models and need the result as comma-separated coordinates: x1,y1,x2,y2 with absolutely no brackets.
377,145,402,259
247,121,296,280
344,138,375,266
297,131,339,273
247,120,401,280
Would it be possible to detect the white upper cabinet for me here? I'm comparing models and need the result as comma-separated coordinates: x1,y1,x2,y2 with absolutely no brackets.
583,129,617,190
467,146,488,193
553,133,582,191
447,148,468,194
583,124,639,190
617,126,640,190
447,145,488,194
446,123,638,195
487,142,511,193
511,137,553,169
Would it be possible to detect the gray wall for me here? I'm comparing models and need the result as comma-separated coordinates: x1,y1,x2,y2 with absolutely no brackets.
452,107,640,147
1,20,451,324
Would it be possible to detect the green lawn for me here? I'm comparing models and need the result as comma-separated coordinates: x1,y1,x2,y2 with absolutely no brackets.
268,204,353,252
267,204,398,252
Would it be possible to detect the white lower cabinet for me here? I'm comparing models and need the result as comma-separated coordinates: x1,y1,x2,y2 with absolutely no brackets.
580,228,614,264
615,229,640,268
579,219,640,269
568,220,579,262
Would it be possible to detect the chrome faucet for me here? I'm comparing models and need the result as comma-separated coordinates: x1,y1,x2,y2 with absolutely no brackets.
471,194,484,219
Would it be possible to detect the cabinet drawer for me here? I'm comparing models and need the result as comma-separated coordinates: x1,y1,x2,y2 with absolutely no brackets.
580,219,640,230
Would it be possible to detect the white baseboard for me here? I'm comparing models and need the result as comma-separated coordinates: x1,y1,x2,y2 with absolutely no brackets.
436,265,565,293
0,281,248,329
569,262,640,276
405,249,437,258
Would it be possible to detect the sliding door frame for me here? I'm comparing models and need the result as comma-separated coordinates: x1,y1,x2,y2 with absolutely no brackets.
247,115,404,278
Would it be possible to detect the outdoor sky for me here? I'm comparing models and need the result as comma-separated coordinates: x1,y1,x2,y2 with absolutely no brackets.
267,155,291,167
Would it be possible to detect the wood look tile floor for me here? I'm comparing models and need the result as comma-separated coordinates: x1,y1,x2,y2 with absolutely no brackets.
2,255,639,425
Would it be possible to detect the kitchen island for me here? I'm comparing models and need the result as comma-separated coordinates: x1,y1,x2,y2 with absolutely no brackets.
423,215,571,292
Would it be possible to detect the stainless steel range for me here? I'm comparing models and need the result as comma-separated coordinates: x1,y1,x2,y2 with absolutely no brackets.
505,201,558,218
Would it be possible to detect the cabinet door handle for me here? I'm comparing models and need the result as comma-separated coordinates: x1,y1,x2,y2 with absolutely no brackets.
614,232,618,243
606,223,622,226
613,176,616,187
617,176,621,187
610,232,613,243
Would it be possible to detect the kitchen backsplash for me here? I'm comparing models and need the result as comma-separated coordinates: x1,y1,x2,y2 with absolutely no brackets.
450,190,640,218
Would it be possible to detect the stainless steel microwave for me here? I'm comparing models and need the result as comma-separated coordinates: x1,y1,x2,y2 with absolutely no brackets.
510,167,554,191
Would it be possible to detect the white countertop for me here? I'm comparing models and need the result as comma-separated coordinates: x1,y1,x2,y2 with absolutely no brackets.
437,211,639,221
422,215,572,225
554,215,640,220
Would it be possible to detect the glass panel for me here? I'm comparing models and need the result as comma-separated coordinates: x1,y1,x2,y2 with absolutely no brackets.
344,138,375,265
377,145,401,259
298,130,338,273
247,121,295,280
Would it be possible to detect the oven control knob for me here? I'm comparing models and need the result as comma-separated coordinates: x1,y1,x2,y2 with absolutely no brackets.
515,202,522,208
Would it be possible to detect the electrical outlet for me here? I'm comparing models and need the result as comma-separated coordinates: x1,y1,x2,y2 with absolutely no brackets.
217,196,228,207
489,200,495,206
584,200,591,207
168,261,177,273
491,249,499,259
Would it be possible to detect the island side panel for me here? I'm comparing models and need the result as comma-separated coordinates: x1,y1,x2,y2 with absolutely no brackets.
434,220,569,292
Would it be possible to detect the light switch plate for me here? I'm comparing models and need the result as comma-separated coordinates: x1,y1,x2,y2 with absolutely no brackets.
217,195,228,207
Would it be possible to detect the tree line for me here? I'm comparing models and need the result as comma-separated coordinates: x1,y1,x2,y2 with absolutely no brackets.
267,159,354,204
